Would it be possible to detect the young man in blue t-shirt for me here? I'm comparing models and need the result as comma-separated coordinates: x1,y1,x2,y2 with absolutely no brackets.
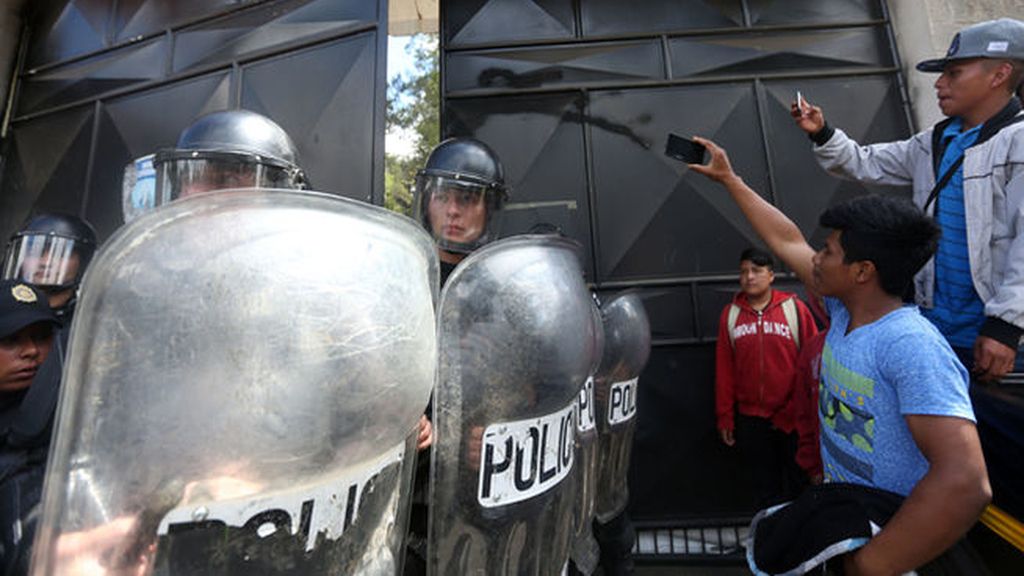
690,138,991,575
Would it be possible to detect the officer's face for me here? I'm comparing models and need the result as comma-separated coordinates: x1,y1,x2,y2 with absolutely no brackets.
180,165,257,198
428,187,487,246
0,323,53,392
23,250,80,288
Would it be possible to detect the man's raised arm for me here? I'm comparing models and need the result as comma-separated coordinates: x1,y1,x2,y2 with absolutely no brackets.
689,137,816,289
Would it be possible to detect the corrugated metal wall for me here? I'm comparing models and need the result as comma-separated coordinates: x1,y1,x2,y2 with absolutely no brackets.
0,0,388,242
440,0,915,520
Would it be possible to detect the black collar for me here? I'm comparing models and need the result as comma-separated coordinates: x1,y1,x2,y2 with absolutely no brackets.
931,96,1023,176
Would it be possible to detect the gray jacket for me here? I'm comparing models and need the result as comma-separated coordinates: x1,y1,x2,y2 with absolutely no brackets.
812,103,1024,347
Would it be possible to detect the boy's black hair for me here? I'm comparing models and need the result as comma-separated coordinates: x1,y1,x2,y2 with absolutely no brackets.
740,247,774,270
819,195,940,297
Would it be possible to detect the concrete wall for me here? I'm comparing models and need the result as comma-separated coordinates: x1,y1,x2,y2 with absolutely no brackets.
389,0,438,35
888,0,1024,130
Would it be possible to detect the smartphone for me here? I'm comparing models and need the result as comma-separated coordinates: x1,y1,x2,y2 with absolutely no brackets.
665,133,707,164
796,91,807,114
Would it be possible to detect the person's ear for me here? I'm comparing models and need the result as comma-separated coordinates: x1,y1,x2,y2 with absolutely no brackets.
854,260,876,285
989,61,1013,91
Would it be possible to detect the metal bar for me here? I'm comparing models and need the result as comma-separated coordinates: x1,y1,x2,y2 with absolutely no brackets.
231,62,242,109
660,34,672,80
371,2,386,206
877,0,917,133
740,0,752,28
980,504,1024,553
439,0,449,137
689,280,704,341
597,271,798,290
581,89,602,283
444,67,902,100
78,100,103,217
1,21,29,138
753,78,780,206
444,19,888,53
573,0,583,40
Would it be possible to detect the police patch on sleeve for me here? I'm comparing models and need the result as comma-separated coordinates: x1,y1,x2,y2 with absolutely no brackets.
477,402,575,508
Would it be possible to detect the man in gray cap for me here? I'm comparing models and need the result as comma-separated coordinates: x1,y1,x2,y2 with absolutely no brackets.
792,18,1024,382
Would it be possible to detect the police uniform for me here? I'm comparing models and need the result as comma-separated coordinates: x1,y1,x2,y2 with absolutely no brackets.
0,281,60,575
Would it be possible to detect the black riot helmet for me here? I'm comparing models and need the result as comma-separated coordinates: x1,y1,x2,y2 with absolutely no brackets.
126,110,307,220
3,213,97,295
413,138,508,255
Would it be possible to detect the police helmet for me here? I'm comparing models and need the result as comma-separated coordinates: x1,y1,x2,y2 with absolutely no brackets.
2,213,97,293
413,138,508,255
124,110,307,221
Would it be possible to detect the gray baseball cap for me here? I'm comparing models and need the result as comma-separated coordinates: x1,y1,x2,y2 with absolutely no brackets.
917,18,1024,72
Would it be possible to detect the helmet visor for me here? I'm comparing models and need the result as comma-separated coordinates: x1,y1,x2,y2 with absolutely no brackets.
414,175,497,254
154,151,302,204
3,234,89,290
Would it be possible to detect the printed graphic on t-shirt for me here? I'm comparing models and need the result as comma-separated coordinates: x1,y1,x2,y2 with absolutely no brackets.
820,344,876,483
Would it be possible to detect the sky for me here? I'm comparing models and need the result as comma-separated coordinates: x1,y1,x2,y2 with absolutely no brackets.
385,35,422,159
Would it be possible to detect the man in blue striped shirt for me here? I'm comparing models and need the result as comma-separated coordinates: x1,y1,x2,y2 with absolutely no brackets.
793,18,1024,382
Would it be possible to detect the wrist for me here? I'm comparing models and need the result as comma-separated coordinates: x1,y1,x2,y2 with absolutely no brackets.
809,123,834,146
721,173,745,188
979,317,1023,350
849,544,898,576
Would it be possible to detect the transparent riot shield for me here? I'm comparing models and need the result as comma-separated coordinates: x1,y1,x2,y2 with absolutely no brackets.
428,236,599,576
593,292,651,523
568,295,605,575
31,189,438,576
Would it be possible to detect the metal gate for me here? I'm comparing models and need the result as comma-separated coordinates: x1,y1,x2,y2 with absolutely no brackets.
439,0,915,558
0,0,388,242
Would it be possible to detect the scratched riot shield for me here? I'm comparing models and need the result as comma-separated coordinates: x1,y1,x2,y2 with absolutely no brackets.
30,189,437,575
568,294,605,574
428,235,599,575
593,292,651,523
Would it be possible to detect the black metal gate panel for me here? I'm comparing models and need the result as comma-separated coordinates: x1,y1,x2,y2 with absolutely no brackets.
1,0,387,242
441,0,914,522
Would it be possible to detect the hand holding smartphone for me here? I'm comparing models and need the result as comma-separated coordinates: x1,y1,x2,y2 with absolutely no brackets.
796,91,808,115
665,133,707,165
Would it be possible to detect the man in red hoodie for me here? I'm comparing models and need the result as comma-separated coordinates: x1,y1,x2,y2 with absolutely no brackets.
716,247,818,507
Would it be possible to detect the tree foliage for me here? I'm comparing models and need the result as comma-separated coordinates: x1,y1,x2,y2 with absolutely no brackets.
384,35,439,216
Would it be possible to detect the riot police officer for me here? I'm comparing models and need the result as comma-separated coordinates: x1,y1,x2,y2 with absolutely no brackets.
0,277,62,575
2,214,97,319
405,137,509,575
0,214,96,575
413,137,508,286
123,109,308,221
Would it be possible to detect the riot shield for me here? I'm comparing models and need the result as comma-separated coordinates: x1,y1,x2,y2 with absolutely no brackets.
593,292,651,523
30,189,438,575
428,235,599,576
568,295,605,575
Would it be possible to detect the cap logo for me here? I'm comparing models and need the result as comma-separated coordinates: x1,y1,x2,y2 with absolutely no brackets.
947,33,961,56
11,284,37,304
987,41,1009,53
